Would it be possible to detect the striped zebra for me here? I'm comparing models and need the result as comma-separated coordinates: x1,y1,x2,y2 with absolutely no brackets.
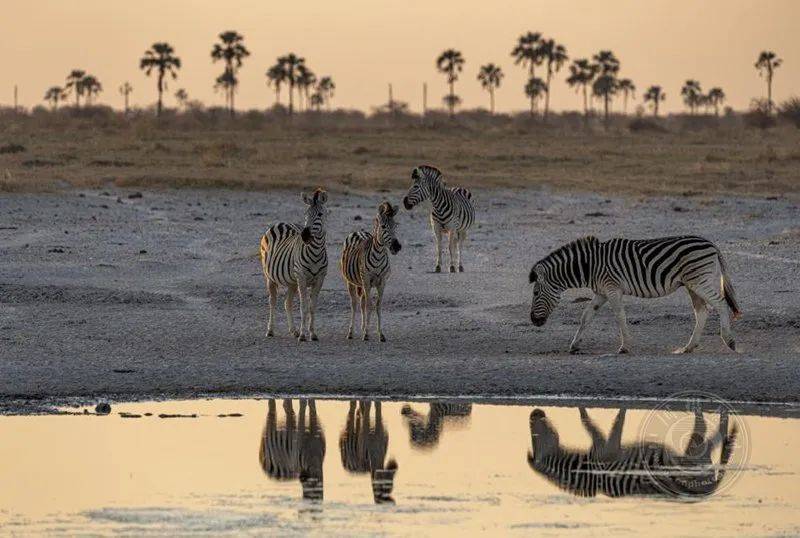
402,165,474,273
339,401,399,504
528,235,742,354
297,399,326,501
340,202,402,342
259,189,329,341
400,402,472,450
528,407,738,499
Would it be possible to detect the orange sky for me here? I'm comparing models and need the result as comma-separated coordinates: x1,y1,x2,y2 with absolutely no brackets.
2,0,797,113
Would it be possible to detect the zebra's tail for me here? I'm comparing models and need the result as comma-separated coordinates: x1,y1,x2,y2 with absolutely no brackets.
718,251,742,320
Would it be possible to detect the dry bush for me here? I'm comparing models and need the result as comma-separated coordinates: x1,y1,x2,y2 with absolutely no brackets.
744,99,776,130
778,97,800,129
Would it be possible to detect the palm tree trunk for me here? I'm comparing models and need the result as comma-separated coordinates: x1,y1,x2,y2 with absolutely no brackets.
623,92,628,115
449,80,454,117
230,87,235,117
157,71,164,117
289,83,294,115
490,88,495,115
604,95,609,129
582,85,588,117
544,68,552,120
767,72,773,114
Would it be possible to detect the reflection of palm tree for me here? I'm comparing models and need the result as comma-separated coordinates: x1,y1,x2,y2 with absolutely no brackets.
65,69,86,108
140,42,181,117
707,87,725,116
211,31,250,116
566,59,598,117
477,63,503,114
400,403,472,450
681,79,703,115
119,82,133,114
44,86,67,110
538,38,568,120
436,49,465,117
643,85,665,117
617,78,636,114
524,77,548,117
340,401,399,503
528,407,738,499
755,51,782,114
511,32,543,114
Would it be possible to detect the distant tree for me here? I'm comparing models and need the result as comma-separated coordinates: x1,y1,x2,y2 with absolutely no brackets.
436,49,465,117
593,50,620,76
511,32,543,114
524,77,548,116
755,51,782,114
477,63,503,114
592,74,618,127
175,88,189,109
643,85,666,117
214,70,237,110
266,63,286,105
119,82,133,114
566,58,598,117
538,38,568,119
617,78,636,114
316,76,335,110
65,69,86,107
211,31,250,116
442,94,462,112
681,79,703,115
44,86,67,110
81,75,103,105
277,53,305,115
296,64,316,112
310,92,324,111
707,87,725,116
140,42,181,117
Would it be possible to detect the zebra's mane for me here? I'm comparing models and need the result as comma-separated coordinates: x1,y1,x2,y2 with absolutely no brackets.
531,236,599,281
415,165,444,184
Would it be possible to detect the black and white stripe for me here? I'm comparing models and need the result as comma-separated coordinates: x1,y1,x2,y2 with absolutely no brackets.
529,235,741,354
400,402,472,450
259,399,299,480
340,202,401,342
260,189,329,341
403,165,475,273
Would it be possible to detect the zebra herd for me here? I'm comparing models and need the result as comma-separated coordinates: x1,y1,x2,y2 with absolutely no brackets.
260,164,741,353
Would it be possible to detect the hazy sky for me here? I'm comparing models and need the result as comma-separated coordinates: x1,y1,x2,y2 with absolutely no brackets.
2,0,797,113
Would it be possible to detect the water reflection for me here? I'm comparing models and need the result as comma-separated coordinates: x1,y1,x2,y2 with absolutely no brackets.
259,399,326,501
339,401,398,504
528,407,738,500
400,402,472,450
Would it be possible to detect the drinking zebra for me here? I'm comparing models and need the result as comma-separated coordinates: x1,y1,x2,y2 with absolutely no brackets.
259,189,329,341
400,402,472,450
340,202,402,341
528,407,738,499
528,235,741,354
402,165,474,273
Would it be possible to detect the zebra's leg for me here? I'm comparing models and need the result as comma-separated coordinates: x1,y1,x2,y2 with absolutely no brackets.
569,294,607,353
285,285,299,337
432,221,443,272
296,283,310,342
717,299,737,352
447,231,457,273
346,283,358,340
359,287,367,336
375,280,387,342
579,407,607,450
457,229,466,272
361,286,372,341
673,288,708,354
266,279,278,337
606,290,632,354
308,279,323,341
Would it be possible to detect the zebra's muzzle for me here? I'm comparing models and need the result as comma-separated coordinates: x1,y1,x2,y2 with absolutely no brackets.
530,312,546,326
402,196,414,210
300,227,312,243
389,240,402,254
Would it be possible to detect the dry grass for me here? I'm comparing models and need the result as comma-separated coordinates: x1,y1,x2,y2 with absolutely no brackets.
1,109,799,198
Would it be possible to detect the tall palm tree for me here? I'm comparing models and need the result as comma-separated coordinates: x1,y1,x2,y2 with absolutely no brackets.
81,75,102,105
266,63,286,106
524,77,548,117
511,32,543,114
681,79,702,115
139,42,181,117
477,63,503,114
617,78,636,114
310,92,324,111
593,50,620,75
566,58,598,117
755,51,782,114
65,69,86,107
277,54,306,115
643,85,666,117
538,38,568,119
44,86,67,110
436,49,465,117
296,64,316,112
316,76,335,110
707,87,725,116
211,31,250,116
119,82,133,114
592,74,618,127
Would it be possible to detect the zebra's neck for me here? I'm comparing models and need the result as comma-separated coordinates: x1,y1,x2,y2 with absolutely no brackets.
427,179,451,216
544,239,598,290
302,233,326,252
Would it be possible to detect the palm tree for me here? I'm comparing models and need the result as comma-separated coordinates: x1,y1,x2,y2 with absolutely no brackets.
211,31,250,116
755,51,782,114
81,75,102,105
617,78,636,114
566,58,598,117
266,63,286,106
65,69,86,107
139,42,181,117
592,74,618,127
44,86,67,110
310,92,324,111
175,88,189,109
593,50,620,76
278,54,305,115
436,49,465,117
681,79,703,115
477,63,503,114
296,64,316,112
511,32,543,114
524,77,548,116
214,70,237,110
119,82,133,114
707,87,725,116
538,38,568,119
316,76,335,110
643,85,666,117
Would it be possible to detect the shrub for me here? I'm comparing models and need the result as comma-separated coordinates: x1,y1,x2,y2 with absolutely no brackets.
744,98,776,129
778,97,800,128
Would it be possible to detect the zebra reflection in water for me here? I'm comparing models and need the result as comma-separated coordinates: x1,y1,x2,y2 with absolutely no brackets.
339,401,398,503
259,399,326,501
528,407,738,499
400,403,472,450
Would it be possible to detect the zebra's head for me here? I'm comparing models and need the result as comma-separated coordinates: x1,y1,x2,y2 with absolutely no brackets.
375,202,402,255
528,263,561,326
402,165,441,210
372,459,399,504
300,188,329,244
528,409,561,465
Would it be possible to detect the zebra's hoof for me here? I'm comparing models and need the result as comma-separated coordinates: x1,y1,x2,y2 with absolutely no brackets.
569,346,580,354
266,330,274,337
617,346,630,355
362,334,369,341
727,340,737,352
458,265,464,272
672,346,692,354
289,329,299,337
434,265,441,273
298,334,307,342
346,332,353,340
311,334,319,341
449,265,456,273
379,334,387,342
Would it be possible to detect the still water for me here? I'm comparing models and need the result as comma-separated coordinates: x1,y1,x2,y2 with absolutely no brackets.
1,398,799,536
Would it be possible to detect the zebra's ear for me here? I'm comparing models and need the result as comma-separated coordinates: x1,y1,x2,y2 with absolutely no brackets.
313,188,328,204
529,267,538,283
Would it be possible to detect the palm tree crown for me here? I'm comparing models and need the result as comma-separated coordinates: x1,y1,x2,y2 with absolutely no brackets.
44,86,67,110
643,85,666,117
276,53,306,115
140,42,181,116
65,69,86,107
477,63,503,114
316,77,336,110
681,79,703,114
537,38,568,119
524,77,548,116
707,87,725,116
436,49,465,116
755,50,782,113
81,75,103,105
211,31,250,116
617,78,636,114
566,58,599,116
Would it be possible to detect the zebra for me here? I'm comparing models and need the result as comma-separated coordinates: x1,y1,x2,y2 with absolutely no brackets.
402,165,474,273
528,407,738,499
258,399,300,481
400,402,472,450
340,202,402,342
339,400,399,504
259,188,329,341
297,399,326,501
528,235,742,354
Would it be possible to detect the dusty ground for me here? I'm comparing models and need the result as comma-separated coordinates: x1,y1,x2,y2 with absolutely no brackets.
1,186,798,408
